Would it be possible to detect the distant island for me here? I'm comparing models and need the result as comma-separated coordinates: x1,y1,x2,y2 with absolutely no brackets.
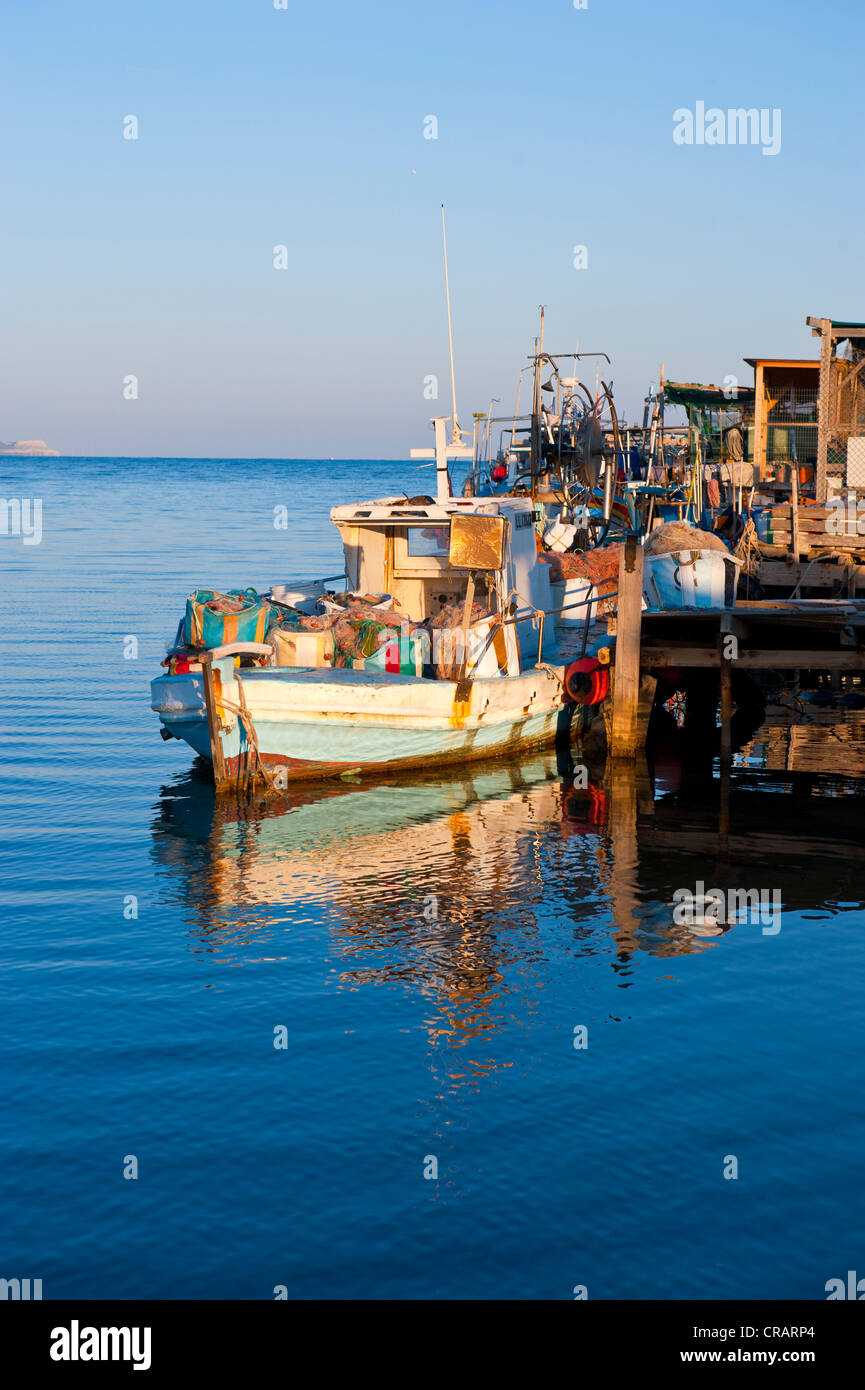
0,439,60,456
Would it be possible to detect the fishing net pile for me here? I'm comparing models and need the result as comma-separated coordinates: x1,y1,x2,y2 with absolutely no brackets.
269,597,423,668
542,544,622,613
202,594,249,616
430,598,490,630
329,606,407,668
644,521,729,556
266,592,500,674
430,599,491,679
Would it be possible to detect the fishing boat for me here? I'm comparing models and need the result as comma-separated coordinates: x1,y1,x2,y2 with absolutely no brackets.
150,213,750,790
150,419,613,787
149,352,744,789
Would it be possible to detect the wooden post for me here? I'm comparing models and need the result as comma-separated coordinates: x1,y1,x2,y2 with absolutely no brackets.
606,759,639,955
200,652,228,790
790,466,801,562
611,535,644,758
753,363,766,477
636,673,657,748
719,759,730,844
813,317,833,505
456,571,476,684
718,628,732,773
606,753,654,954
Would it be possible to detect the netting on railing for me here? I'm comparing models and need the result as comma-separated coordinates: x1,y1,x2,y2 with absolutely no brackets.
829,348,865,466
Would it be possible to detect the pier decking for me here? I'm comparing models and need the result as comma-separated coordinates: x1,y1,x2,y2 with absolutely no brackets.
639,602,865,671
608,542,865,760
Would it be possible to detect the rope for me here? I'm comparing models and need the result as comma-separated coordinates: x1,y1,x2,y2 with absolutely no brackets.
219,674,279,794
734,516,760,577
359,621,383,657
535,662,566,689
789,549,850,599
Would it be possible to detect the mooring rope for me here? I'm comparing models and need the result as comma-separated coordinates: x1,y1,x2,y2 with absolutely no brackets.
218,674,279,794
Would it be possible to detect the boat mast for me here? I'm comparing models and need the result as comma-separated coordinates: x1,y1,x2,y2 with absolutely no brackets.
441,205,466,447
530,305,545,496
410,210,474,499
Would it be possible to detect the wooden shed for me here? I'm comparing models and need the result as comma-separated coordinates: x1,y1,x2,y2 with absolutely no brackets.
744,357,820,481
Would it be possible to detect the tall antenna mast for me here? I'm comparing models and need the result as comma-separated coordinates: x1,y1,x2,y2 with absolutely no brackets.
441,204,466,446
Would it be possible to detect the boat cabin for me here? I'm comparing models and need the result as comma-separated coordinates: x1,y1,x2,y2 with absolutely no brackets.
330,495,555,661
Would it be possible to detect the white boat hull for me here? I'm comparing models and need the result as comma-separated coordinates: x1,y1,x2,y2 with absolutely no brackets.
151,664,577,781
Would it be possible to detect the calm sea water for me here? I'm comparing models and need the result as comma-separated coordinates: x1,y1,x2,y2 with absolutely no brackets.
1,457,864,1300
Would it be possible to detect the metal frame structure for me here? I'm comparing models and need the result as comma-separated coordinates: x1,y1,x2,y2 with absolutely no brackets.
807,316,865,502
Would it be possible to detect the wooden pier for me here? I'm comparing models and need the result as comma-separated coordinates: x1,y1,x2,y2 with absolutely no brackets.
608,542,865,760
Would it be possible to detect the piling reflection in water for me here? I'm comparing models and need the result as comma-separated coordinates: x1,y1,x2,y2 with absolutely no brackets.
151,710,865,1083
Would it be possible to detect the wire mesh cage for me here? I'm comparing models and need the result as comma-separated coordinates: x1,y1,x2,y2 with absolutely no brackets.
765,382,819,464
827,344,865,471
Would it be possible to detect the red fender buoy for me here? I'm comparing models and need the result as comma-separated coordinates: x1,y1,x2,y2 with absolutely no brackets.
564,656,598,703
588,667,609,705
564,657,609,706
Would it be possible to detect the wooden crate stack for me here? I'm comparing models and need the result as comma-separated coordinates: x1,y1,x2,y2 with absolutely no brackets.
766,502,865,554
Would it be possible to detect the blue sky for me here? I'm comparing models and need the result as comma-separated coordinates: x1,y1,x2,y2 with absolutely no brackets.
2,0,862,457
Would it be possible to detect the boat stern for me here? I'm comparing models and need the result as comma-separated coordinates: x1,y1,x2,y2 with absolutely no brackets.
150,671,212,757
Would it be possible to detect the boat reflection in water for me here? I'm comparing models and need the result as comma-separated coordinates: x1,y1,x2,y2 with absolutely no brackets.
150,709,865,1081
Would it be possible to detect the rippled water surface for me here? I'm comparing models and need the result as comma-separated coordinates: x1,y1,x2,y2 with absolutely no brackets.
2,458,864,1299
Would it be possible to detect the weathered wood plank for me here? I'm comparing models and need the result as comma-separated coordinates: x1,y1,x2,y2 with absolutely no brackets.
790,469,801,562
767,532,865,549
758,561,865,585
770,524,862,537
643,647,865,669
200,653,228,788
611,537,644,758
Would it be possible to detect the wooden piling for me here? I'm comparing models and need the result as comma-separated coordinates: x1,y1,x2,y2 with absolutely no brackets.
790,466,801,562
718,632,733,770
199,652,228,791
719,760,731,844
611,535,644,758
606,754,653,953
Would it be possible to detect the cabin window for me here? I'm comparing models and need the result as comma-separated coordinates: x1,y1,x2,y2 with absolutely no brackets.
407,525,450,558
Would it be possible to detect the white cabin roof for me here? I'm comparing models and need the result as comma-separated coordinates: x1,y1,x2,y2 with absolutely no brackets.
330,495,535,525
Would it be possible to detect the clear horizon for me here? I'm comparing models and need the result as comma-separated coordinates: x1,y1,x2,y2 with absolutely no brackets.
3,0,860,457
